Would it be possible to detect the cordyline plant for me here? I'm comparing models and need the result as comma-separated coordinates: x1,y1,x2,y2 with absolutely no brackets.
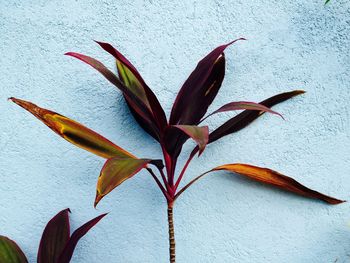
0,209,106,263
10,39,344,262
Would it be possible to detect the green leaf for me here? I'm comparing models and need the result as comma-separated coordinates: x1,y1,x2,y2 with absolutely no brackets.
0,236,28,263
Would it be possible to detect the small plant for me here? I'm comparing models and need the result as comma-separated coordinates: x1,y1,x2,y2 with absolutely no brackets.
0,209,106,263
10,39,344,262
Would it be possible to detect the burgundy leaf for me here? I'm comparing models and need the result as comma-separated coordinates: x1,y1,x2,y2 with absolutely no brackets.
170,38,245,126
202,101,284,122
58,214,107,263
38,209,70,263
173,125,209,156
209,90,305,144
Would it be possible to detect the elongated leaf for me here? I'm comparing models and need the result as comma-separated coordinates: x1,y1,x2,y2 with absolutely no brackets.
95,41,167,137
95,41,167,121
0,236,28,263
58,214,107,263
94,41,149,103
202,101,283,121
173,125,209,155
65,52,160,139
164,54,225,158
209,90,305,144
176,163,344,205
64,52,126,93
170,38,245,125
213,164,344,204
95,158,153,206
10,98,134,159
38,209,70,263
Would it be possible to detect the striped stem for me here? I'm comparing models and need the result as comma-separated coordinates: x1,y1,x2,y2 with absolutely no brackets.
167,204,176,263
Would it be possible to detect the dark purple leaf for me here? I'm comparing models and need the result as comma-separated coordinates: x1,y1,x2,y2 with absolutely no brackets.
58,214,107,263
170,38,245,125
37,209,70,263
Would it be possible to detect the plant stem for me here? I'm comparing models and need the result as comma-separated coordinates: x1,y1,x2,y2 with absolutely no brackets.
167,203,176,263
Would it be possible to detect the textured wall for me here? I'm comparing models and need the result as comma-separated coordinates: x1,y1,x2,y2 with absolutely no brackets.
1,1,350,262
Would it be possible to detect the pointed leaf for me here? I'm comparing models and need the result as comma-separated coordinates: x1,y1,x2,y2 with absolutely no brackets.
203,101,283,121
64,52,126,93
173,125,209,155
212,164,345,204
10,98,134,159
0,236,28,263
170,38,245,125
177,163,344,204
58,214,107,263
37,209,70,263
95,41,167,136
65,51,162,140
95,158,153,206
209,90,305,144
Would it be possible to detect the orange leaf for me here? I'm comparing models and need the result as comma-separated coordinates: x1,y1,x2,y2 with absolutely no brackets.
10,98,134,159
213,163,344,204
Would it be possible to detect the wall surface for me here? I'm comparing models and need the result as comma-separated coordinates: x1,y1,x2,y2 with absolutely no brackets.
1,1,350,262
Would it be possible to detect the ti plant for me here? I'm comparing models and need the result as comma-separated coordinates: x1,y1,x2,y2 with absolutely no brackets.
0,209,106,263
10,39,344,262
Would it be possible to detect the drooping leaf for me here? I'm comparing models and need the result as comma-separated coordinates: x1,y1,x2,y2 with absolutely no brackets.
95,158,154,206
176,163,344,205
170,38,245,126
65,52,160,139
58,214,107,263
209,90,305,144
325,0,331,4
0,236,28,263
173,125,209,155
10,98,134,159
202,101,283,122
95,40,167,135
37,209,70,263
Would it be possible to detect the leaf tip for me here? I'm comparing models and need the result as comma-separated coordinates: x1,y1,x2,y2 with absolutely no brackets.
294,90,306,95
227,38,247,46
64,52,75,57
94,192,103,208
327,198,346,205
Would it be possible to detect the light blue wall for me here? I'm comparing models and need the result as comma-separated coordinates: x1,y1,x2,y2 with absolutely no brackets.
1,1,349,262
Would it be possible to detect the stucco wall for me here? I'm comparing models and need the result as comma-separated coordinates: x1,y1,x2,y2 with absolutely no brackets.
1,1,350,262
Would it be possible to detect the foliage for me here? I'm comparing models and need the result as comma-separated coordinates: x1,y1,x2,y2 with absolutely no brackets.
11,40,344,262
0,209,106,263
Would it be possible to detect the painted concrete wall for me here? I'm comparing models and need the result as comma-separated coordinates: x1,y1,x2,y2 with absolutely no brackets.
1,1,349,262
